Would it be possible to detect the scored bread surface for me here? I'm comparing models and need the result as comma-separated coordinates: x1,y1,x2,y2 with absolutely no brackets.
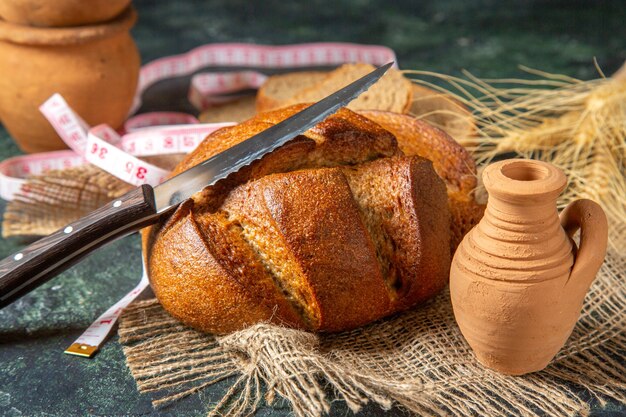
357,110,484,252
144,105,452,334
222,168,393,331
341,156,450,310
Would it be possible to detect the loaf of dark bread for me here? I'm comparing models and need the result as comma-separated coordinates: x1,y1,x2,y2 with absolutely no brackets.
143,105,454,334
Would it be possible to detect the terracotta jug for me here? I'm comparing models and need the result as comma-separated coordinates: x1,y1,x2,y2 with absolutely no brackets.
0,7,139,153
450,159,608,375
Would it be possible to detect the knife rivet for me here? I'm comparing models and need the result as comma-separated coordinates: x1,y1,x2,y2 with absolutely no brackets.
64,226,73,234
14,253,23,261
113,200,122,208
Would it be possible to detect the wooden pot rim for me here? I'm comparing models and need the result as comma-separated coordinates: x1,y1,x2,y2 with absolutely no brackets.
0,6,136,46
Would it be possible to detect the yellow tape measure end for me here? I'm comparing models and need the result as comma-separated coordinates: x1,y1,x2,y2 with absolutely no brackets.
64,343,98,358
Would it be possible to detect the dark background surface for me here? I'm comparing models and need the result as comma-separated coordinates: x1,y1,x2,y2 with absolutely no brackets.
0,1,625,416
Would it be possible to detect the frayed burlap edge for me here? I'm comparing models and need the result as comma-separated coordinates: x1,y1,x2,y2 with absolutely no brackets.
2,165,131,238
118,228,625,417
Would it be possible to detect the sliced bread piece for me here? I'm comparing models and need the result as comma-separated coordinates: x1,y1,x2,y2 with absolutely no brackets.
264,63,413,114
409,84,475,142
285,63,412,113
256,71,327,112
198,95,257,123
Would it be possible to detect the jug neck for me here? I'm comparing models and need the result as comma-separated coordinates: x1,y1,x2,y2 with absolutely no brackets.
482,159,567,230
483,159,565,209
486,193,560,223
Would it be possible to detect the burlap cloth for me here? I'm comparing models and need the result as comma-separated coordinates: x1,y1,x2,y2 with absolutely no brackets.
2,157,624,416
115,214,625,416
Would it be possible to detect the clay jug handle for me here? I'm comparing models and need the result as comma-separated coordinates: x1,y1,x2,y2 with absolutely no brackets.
559,199,608,290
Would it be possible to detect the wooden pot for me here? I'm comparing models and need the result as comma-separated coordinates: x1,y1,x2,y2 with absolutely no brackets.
0,7,139,153
0,0,131,27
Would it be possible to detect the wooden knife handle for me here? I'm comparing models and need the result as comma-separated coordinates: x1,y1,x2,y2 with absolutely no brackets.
0,185,158,309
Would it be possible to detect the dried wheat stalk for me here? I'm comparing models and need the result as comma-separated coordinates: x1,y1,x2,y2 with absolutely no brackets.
405,64,626,250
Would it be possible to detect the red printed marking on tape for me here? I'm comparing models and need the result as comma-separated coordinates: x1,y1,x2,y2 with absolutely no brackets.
40,96,172,187
38,94,236,188
86,125,170,186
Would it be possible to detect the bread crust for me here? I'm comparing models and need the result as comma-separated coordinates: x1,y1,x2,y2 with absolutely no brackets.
342,156,451,311
222,168,392,331
357,110,476,194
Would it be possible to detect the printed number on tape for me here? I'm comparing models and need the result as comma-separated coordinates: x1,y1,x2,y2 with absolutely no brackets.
87,125,169,187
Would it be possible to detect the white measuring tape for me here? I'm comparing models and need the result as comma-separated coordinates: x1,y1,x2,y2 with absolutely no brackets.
0,42,398,357
188,71,268,109
65,267,150,357
134,42,397,113
37,93,236,188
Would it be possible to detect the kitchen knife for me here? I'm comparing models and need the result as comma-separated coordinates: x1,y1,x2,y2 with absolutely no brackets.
0,62,393,309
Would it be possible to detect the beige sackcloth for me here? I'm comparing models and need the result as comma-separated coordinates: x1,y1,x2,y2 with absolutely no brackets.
118,237,625,417
3,162,624,417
